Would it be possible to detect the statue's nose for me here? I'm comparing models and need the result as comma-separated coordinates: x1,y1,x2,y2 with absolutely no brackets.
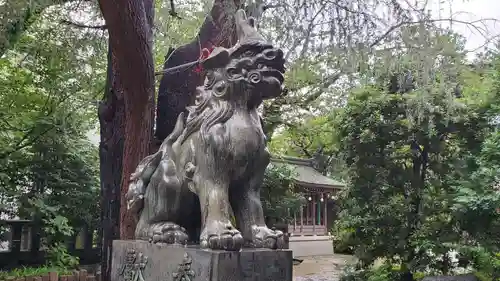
194,86,207,105
276,49,284,59
263,48,284,60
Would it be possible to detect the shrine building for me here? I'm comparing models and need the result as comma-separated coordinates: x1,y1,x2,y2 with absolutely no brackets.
270,155,345,256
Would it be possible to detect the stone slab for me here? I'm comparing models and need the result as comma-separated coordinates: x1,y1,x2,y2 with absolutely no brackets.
289,237,333,257
111,240,293,281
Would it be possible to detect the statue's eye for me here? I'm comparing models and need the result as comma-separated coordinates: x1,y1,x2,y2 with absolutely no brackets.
227,67,239,78
215,80,227,93
204,73,215,87
195,93,204,105
264,49,277,59
243,50,254,57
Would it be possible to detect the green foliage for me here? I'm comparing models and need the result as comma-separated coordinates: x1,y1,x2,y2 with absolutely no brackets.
261,164,305,224
269,112,348,181
0,1,102,268
45,242,80,268
154,0,206,68
0,266,72,280
340,263,422,281
331,47,500,280
0,0,101,219
1,117,101,225
331,225,355,255
457,247,500,281
27,198,80,268
28,198,73,237
451,130,500,250
2,120,99,266
270,113,338,157
333,61,497,277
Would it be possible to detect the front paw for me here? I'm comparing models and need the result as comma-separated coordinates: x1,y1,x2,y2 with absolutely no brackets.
200,222,243,251
249,225,285,249
150,222,189,245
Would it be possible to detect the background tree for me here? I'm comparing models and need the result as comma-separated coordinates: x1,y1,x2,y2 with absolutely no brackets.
261,165,304,226
97,0,155,241
332,32,500,280
260,0,500,137
268,112,348,180
0,2,102,266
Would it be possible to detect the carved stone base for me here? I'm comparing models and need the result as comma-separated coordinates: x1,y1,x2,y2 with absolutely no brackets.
111,240,293,281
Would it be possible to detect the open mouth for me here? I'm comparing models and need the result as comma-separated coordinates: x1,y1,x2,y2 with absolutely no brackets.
230,43,286,83
256,58,285,83
260,66,285,84
258,47,286,83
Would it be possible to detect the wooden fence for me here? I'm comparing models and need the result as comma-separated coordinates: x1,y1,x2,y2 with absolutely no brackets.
4,269,101,281
0,220,101,269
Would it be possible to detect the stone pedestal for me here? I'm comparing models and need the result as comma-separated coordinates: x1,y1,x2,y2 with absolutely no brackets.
111,240,293,281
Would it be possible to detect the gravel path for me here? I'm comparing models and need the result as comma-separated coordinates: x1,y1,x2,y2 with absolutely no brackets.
293,254,356,281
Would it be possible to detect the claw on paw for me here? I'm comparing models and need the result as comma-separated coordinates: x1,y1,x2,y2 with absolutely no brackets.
200,222,243,251
249,225,285,249
201,232,243,251
149,222,188,245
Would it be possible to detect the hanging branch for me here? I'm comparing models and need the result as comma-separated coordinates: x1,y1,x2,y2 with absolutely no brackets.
60,19,107,30
169,0,182,19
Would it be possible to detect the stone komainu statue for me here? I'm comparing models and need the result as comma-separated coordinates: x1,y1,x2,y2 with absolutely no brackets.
125,10,286,251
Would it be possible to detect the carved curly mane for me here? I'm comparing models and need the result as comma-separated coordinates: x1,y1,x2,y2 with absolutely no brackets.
180,77,234,143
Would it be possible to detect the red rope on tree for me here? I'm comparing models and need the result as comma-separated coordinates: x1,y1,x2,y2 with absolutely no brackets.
193,46,215,74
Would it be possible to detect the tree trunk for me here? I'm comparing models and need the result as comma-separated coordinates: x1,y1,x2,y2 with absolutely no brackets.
400,138,427,281
98,43,124,281
155,0,243,142
98,0,155,240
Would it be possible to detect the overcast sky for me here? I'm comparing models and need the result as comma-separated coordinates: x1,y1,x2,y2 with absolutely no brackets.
430,0,500,55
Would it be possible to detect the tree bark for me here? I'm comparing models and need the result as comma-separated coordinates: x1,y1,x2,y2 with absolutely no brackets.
98,42,124,281
155,0,242,142
98,0,155,240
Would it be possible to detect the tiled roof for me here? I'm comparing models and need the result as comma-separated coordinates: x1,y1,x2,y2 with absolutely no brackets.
269,156,345,189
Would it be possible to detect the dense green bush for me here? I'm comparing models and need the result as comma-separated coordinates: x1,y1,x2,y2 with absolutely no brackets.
340,263,423,281
458,247,500,281
0,266,72,279
261,164,305,225
333,48,500,280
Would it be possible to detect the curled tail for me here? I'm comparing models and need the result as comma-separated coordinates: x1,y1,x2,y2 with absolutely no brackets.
126,112,186,216
126,151,163,215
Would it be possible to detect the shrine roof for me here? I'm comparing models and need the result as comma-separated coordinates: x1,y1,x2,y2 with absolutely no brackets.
269,156,345,190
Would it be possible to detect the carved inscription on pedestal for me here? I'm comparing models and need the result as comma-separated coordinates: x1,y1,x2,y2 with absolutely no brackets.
172,252,195,281
241,252,287,281
119,248,148,281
